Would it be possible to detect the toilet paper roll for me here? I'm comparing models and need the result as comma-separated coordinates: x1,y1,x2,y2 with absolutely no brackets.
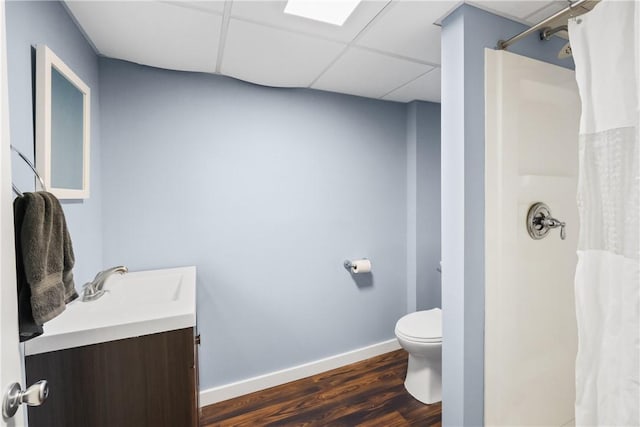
351,259,371,274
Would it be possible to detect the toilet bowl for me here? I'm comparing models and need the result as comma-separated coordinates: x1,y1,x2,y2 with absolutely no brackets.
394,308,442,404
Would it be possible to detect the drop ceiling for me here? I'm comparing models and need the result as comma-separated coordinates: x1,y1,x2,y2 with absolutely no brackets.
64,0,573,103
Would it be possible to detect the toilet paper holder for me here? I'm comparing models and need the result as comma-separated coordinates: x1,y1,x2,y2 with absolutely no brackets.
343,258,371,272
344,260,357,270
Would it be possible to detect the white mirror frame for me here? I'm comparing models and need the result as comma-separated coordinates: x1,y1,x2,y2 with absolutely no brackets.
35,44,90,199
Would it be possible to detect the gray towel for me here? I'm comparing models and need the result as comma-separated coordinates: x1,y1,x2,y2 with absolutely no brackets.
14,192,77,330
14,195,42,341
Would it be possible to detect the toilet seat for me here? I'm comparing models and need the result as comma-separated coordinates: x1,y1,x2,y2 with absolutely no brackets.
395,308,442,343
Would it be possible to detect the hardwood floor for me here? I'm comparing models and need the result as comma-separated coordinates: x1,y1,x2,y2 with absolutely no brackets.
200,350,442,426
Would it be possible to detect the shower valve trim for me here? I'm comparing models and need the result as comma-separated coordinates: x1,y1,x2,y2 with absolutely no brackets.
526,202,567,241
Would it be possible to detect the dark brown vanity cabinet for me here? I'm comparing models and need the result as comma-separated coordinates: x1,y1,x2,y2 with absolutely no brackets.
25,328,199,427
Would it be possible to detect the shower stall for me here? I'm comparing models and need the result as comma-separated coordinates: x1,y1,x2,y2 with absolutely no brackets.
483,1,639,425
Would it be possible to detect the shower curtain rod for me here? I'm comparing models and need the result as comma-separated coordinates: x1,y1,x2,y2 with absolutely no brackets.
497,0,599,50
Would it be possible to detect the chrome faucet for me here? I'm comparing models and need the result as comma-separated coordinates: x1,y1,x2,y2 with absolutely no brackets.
81,266,128,302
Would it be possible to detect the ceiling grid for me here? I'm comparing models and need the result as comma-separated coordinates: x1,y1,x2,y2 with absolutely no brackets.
65,0,566,103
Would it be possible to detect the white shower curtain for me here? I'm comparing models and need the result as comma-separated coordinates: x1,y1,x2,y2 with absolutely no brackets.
569,1,639,426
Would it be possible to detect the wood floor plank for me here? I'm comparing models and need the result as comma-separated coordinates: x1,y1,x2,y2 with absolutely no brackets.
356,411,409,427
202,353,405,423
201,355,405,423
200,350,441,426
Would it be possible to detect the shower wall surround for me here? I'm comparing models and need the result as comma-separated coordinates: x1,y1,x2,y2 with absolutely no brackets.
5,0,103,285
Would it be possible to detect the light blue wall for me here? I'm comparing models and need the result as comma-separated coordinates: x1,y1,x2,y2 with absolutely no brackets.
406,103,417,313
97,58,425,389
440,5,574,426
406,101,441,312
415,102,441,311
6,0,103,286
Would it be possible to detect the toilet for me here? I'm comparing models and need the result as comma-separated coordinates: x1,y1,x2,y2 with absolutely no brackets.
394,308,442,404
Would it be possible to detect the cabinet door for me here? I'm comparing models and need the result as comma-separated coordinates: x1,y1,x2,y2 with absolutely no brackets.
26,328,197,427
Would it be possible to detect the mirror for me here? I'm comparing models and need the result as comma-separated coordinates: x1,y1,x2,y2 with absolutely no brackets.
36,44,90,199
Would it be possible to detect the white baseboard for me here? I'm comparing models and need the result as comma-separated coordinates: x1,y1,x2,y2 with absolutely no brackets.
199,339,401,407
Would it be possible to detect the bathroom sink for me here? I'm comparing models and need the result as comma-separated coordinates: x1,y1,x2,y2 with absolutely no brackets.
24,266,196,355
106,271,185,305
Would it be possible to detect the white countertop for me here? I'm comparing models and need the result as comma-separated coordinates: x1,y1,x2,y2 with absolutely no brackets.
24,266,196,356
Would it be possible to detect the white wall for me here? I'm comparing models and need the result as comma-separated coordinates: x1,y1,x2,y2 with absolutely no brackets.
485,49,580,426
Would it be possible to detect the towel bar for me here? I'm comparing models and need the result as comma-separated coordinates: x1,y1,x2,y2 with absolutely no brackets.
10,145,46,197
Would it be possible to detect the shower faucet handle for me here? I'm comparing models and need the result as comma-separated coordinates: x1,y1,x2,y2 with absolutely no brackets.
541,217,566,240
526,202,567,241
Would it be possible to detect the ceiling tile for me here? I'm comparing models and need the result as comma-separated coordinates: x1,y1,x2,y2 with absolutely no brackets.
221,18,346,87
230,0,390,43
312,47,433,99
161,1,226,15
528,0,597,34
356,1,454,64
66,1,220,73
469,1,557,22
383,68,441,103
523,0,568,24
